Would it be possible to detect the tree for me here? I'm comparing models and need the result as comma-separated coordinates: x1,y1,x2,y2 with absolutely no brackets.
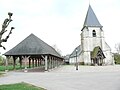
115,43,120,54
52,44,62,55
0,12,15,50
114,43,120,64
114,53,120,64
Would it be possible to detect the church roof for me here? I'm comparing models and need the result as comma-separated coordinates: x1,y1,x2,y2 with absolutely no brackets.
4,33,61,58
83,5,102,27
69,45,82,58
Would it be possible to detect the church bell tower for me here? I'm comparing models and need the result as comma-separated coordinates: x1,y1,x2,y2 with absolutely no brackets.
81,5,105,65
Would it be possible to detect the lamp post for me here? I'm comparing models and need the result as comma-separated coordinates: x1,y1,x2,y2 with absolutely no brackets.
76,49,78,70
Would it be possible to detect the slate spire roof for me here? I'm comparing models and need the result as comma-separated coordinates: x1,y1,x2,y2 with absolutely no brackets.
4,33,61,57
83,5,102,27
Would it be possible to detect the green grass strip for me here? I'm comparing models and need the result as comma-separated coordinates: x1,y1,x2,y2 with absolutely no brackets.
0,82,46,90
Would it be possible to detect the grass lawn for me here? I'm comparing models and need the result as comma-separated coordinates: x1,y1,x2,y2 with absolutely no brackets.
0,65,26,71
0,82,46,90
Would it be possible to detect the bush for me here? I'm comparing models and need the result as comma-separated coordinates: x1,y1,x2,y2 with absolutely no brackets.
79,62,84,65
114,53,120,64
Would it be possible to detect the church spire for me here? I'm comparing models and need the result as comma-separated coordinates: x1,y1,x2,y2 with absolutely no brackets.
83,5,102,27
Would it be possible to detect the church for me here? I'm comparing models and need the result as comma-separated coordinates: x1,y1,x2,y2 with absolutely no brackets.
69,5,114,65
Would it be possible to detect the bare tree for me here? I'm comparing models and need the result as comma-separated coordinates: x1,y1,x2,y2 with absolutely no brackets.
115,43,120,54
0,12,14,50
52,44,62,55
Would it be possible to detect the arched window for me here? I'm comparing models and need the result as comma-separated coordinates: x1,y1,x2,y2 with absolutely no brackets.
92,30,96,37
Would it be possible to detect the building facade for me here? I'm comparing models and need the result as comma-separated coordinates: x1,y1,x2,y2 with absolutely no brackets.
70,5,114,65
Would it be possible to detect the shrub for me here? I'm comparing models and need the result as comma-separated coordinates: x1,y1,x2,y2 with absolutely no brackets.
79,62,84,65
114,53,120,64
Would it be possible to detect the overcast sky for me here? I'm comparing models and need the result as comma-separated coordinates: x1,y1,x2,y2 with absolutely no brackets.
0,0,120,55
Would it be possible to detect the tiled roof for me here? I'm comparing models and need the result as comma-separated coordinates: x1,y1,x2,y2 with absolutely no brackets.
4,33,61,58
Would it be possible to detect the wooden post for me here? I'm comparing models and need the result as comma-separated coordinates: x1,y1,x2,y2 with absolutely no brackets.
50,57,52,69
29,58,31,68
40,58,42,66
51,57,53,69
56,59,58,67
13,56,16,70
54,57,56,68
32,58,34,68
47,56,50,69
49,57,51,69
5,56,9,72
45,55,48,71
24,56,27,72
38,59,40,66
19,57,22,69
53,58,55,68
35,59,36,67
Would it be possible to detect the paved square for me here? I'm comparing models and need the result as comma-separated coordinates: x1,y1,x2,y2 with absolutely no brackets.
0,65,120,90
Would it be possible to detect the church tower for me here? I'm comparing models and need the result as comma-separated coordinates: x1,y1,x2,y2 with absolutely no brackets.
81,5,114,65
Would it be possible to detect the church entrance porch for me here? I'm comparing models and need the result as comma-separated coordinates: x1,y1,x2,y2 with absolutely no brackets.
91,46,106,66
91,58,103,66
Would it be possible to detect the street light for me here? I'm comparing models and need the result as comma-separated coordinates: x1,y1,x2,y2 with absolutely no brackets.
76,49,78,70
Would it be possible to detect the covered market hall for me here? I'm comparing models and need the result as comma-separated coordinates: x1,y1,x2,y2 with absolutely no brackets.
4,33,63,72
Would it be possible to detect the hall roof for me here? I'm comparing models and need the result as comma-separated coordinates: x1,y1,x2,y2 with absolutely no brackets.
83,5,103,27
4,33,61,58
